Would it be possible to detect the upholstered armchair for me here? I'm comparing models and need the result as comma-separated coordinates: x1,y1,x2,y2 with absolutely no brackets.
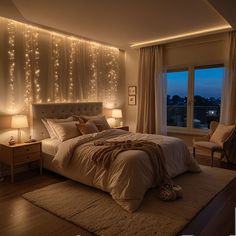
193,121,235,167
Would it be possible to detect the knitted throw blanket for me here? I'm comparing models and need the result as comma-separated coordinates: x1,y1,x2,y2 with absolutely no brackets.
93,139,171,184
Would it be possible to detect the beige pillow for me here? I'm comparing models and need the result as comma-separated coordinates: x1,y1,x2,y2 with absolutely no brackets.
42,118,55,138
50,121,80,141
46,117,74,139
76,120,99,135
210,123,235,146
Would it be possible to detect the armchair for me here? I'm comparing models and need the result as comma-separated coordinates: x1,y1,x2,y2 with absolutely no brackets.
193,121,235,167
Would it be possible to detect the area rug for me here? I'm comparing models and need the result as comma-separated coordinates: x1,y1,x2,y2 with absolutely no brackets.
22,166,236,236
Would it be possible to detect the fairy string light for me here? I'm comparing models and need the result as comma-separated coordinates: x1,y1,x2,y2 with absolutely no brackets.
52,34,61,102
23,25,33,110
33,27,41,103
7,20,16,113
68,38,76,101
89,42,99,101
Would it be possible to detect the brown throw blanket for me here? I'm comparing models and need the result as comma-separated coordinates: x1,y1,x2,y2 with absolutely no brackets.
93,139,171,185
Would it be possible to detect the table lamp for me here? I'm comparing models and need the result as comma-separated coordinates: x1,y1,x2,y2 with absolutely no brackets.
111,109,122,127
11,115,29,143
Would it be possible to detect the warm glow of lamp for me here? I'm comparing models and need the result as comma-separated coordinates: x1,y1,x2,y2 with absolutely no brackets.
112,109,123,127
11,115,29,143
112,109,122,119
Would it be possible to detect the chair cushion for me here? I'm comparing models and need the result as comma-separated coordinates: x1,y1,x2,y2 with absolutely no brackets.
193,141,222,151
210,123,235,146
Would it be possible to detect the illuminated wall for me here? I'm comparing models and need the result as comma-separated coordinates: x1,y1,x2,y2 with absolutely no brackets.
0,17,124,115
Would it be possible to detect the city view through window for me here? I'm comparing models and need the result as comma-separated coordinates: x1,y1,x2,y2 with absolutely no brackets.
167,66,224,129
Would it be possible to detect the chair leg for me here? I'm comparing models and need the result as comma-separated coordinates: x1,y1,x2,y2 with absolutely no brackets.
193,147,196,159
211,151,214,167
223,150,230,163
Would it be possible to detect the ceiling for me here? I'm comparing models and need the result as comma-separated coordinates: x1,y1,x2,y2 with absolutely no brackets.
2,0,233,49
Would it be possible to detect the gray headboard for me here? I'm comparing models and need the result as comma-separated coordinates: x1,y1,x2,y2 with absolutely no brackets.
31,102,103,140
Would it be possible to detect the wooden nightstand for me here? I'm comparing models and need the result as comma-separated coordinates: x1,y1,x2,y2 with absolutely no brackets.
0,142,42,183
114,126,129,131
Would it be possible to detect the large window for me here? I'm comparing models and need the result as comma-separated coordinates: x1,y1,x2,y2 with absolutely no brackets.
167,65,224,130
167,70,188,127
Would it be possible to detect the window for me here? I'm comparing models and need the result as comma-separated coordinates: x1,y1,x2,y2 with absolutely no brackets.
193,67,224,128
167,65,224,130
167,70,188,127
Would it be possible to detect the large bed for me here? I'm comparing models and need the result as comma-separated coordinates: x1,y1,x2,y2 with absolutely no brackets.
31,102,200,212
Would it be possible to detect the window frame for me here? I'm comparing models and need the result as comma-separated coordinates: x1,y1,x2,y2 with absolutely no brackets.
166,64,224,135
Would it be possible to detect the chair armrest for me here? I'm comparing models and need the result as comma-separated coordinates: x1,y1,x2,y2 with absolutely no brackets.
193,135,210,143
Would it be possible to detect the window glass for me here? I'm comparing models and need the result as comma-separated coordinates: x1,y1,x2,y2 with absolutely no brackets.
167,70,188,127
193,67,224,129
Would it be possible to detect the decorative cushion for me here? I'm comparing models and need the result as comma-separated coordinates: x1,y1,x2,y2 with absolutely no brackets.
210,123,235,146
80,115,110,131
76,120,99,135
50,121,80,141
72,115,86,124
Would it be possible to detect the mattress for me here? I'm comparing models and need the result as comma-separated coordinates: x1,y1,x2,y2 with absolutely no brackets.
41,138,61,156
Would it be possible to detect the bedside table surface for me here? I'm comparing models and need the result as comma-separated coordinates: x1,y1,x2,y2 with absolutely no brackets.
0,141,41,148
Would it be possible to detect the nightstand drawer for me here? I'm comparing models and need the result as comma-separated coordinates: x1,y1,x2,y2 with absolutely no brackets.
14,152,41,165
13,144,41,156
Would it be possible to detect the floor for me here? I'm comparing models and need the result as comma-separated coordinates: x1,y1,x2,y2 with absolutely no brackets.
0,155,235,236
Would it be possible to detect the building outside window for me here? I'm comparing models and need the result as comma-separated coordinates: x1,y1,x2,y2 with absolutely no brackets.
167,65,224,130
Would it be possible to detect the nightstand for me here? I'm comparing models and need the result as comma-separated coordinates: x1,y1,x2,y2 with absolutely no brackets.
0,142,42,183
114,126,129,131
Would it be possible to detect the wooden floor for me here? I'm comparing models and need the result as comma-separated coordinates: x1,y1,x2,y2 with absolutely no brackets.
0,156,235,236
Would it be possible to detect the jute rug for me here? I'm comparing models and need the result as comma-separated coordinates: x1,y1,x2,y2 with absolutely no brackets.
23,166,236,236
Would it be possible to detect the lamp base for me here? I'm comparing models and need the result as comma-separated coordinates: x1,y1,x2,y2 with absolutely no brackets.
17,128,22,143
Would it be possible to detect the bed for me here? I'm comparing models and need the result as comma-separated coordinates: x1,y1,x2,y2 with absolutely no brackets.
31,102,200,212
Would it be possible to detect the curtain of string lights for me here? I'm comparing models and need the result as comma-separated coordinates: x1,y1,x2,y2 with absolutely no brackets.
1,17,120,114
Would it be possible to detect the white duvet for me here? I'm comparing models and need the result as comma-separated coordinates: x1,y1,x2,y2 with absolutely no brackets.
52,129,201,212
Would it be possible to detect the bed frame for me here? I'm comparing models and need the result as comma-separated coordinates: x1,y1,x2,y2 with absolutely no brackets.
31,102,103,140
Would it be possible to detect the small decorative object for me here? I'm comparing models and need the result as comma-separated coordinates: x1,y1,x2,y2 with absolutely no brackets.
9,136,16,145
128,86,136,95
25,136,37,143
111,109,123,127
11,115,29,143
128,95,136,105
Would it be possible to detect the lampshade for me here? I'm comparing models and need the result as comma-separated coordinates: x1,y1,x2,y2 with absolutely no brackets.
112,109,122,119
11,115,29,129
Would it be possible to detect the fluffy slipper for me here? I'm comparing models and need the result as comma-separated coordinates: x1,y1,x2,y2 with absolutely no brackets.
159,186,176,201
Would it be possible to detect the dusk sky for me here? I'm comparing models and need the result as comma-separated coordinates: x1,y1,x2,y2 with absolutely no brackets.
167,67,224,98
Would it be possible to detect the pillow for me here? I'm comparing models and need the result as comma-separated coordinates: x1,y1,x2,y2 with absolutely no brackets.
76,120,99,135
210,123,235,146
41,118,56,138
50,121,81,141
73,115,86,124
81,115,110,131
46,116,74,139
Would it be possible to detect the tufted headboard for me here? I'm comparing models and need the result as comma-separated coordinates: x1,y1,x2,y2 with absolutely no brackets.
31,102,103,140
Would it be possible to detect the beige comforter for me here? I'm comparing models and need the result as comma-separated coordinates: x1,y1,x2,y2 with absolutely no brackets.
53,129,200,212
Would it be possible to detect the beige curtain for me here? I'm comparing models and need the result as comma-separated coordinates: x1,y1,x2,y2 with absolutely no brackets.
136,45,166,134
221,31,236,124
220,31,236,163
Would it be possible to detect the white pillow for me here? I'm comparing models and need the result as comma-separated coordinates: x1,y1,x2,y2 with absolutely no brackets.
210,123,235,146
46,117,74,139
50,121,80,141
41,118,56,138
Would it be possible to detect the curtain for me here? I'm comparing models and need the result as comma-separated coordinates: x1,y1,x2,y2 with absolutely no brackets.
0,17,123,115
136,45,167,134
220,31,236,163
220,31,236,124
